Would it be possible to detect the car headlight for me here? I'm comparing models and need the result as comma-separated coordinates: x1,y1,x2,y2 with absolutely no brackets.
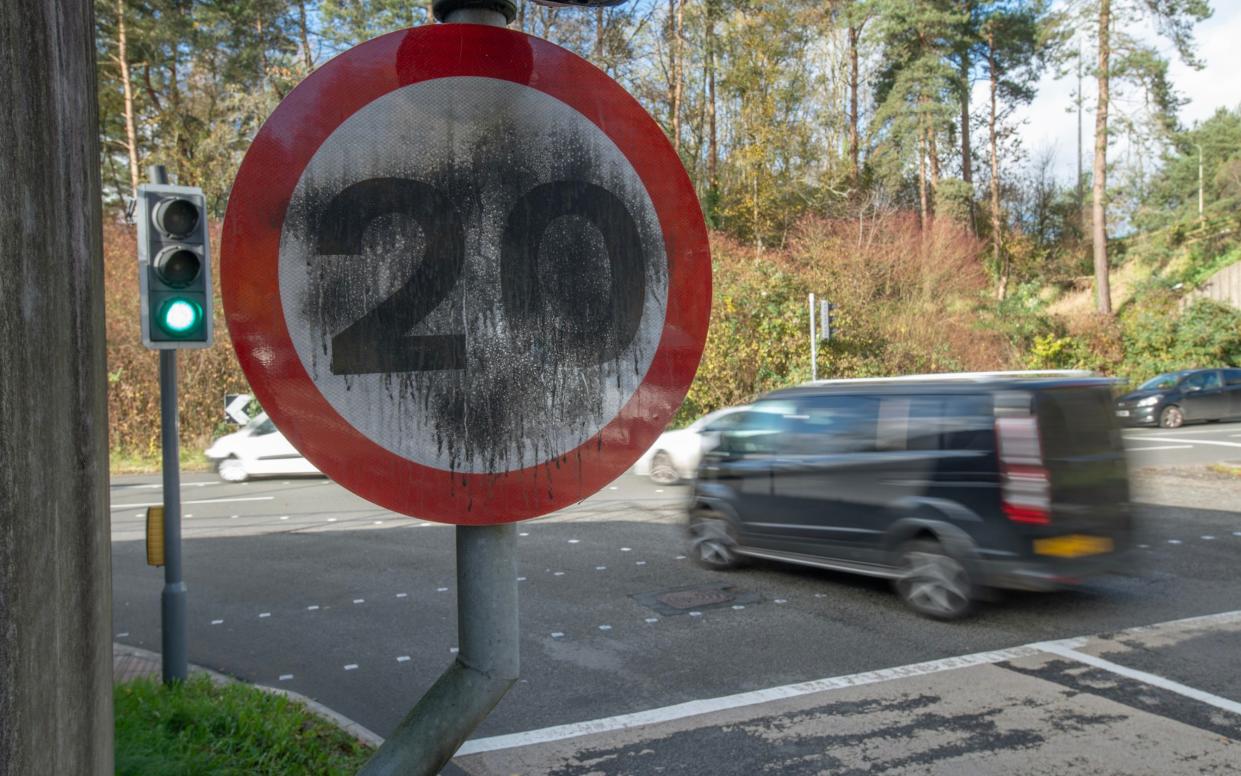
1137,395,1162,407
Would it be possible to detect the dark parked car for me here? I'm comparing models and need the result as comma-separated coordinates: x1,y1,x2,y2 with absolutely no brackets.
1114,368,1241,428
686,371,1133,620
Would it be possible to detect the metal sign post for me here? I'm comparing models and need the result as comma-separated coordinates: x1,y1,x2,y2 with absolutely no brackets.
150,163,188,685
809,292,818,382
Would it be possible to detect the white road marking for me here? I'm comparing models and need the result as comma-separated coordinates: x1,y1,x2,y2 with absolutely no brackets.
595,566,607,571
1127,436,1241,449
655,489,664,493
688,611,702,617
279,674,293,681
259,613,271,618
519,532,530,537
1168,539,1183,544
1036,641,1241,716
644,618,659,624
620,547,632,552
1203,535,1216,540
553,572,565,577
211,619,223,625
1125,445,1194,452
1138,544,1150,549
353,599,364,604
133,513,142,518
185,513,193,518
396,593,408,598
517,577,527,582
676,555,687,560
307,605,319,611
774,599,787,604
636,561,646,566
449,647,459,654
327,518,337,522
373,521,384,525
110,496,274,510
397,656,411,663
116,632,129,638
732,605,745,610
280,516,289,521
598,625,612,631
419,522,432,527
1235,532,1241,537
568,539,580,544
230,515,239,519
455,608,1241,758
344,664,358,671
551,632,564,638
437,587,449,592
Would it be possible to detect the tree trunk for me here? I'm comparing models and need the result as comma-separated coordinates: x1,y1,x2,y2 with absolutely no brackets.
918,126,929,230
1,0,112,773
959,1,974,231
298,0,314,70
669,0,685,153
1092,0,1113,314
929,126,941,197
116,0,140,199
706,0,718,191
988,29,1005,300
848,22,861,183
595,7,604,61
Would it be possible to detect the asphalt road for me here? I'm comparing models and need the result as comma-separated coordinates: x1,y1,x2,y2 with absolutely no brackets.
109,428,1241,772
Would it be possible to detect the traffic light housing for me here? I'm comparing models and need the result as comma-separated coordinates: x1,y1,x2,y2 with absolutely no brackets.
137,184,213,348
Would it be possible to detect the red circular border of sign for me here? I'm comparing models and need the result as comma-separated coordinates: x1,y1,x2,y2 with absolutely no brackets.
221,24,711,525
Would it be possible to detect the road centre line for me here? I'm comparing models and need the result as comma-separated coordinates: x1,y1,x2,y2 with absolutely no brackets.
455,608,1241,757
1034,641,1241,716
1125,445,1194,452
110,496,275,510
1126,436,1241,449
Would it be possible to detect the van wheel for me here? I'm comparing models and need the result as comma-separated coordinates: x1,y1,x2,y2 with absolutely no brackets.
894,540,974,620
689,516,741,570
1159,405,1184,429
217,457,249,483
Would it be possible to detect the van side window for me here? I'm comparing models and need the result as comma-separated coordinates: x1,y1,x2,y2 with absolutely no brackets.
879,395,992,451
788,395,879,454
718,402,792,455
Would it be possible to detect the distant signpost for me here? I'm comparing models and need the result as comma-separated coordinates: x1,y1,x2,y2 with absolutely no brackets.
220,23,711,524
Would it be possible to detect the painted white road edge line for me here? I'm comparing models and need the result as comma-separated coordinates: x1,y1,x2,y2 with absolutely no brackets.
110,496,275,510
1124,445,1195,452
455,645,1040,756
1126,436,1241,449
455,607,1241,758
1036,642,1241,716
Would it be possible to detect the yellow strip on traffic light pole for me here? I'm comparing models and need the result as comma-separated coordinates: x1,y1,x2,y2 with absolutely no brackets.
146,506,165,567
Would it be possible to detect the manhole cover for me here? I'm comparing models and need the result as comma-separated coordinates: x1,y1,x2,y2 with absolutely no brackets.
657,589,735,610
631,584,762,616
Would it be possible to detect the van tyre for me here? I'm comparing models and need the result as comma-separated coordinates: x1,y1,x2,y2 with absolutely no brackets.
894,540,974,620
1159,405,1184,429
689,516,742,570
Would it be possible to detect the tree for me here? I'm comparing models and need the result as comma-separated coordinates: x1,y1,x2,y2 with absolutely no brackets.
1072,0,1211,314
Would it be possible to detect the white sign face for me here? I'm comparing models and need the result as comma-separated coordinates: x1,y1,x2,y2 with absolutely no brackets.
277,77,670,474
225,393,253,425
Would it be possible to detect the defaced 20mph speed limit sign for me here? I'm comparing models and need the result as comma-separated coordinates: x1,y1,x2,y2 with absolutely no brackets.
221,24,711,524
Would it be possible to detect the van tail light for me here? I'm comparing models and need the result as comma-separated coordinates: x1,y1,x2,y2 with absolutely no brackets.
996,417,1051,525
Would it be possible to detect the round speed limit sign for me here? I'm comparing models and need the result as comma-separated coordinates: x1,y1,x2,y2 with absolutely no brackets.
221,24,710,524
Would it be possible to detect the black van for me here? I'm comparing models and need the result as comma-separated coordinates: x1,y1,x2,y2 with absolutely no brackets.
686,372,1133,619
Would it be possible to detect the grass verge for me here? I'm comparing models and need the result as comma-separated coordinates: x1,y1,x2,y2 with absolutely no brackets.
1208,462,1241,479
115,675,373,775
111,448,214,475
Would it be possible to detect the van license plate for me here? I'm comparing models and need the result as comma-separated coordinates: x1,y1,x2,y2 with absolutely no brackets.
1115,410,1130,417
1034,535,1114,558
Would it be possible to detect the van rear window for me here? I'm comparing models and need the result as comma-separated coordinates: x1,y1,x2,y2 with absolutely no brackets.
1036,387,1119,459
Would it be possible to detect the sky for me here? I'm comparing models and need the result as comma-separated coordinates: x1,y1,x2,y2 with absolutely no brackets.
1013,0,1241,182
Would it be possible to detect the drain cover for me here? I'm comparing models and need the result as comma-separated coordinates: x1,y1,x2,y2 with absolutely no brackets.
657,588,735,609
631,584,762,616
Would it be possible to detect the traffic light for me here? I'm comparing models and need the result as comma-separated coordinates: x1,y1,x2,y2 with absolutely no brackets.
820,301,836,341
137,183,213,348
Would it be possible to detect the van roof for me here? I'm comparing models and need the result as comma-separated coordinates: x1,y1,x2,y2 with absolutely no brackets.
765,371,1118,399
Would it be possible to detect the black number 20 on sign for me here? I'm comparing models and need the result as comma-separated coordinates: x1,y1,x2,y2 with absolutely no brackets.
316,177,647,376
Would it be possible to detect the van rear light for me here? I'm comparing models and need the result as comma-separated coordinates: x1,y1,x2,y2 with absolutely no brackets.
996,417,1051,525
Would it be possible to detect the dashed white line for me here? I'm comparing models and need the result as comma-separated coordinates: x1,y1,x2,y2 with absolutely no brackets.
344,664,358,671
1202,535,1216,540
259,612,271,618
437,587,449,592
553,572,565,577
688,611,702,617
598,625,612,631
449,647,459,654
1125,445,1194,452
517,577,527,582
732,605,745,610
676,555,687,560
211,619,223,625
620,547,632,552
1168,539,1183,545
373,521,384,525
279,674,293,681
568,539,580,544
280,516,289,521
396,593,408,598
116,632,129,638
519,532,530,537
327,518,337,523
644,618,659,624
551,632,565,638
595,566,607,571
397,656,411,663
307,605,320,611
636,561,647,566
1126,436,1241,449
774,599,787,604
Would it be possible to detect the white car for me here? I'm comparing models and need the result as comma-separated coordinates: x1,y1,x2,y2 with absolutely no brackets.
632,405,751,484
204,413,321,482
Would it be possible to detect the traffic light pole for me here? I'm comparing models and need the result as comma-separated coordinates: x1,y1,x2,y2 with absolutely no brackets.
151,164,188,684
